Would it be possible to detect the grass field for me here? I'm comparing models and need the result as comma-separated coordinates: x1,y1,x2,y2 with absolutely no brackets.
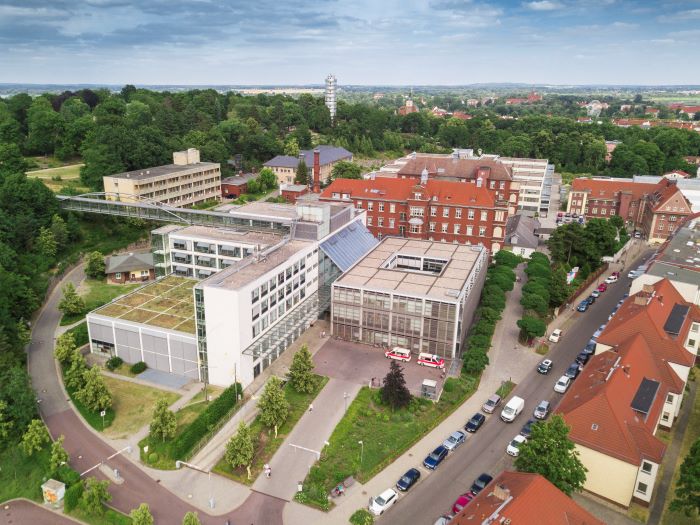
26,163,89,193
296,374,479,510
214,375,328,485
61,279,141,326
0,446,50,503
103,376,180,440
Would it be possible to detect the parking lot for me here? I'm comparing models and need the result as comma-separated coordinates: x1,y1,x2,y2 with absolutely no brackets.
313,339,446,395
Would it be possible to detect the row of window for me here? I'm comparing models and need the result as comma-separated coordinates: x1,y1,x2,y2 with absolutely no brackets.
252,286,308,338
252,273,307,321
251,253,315,304
357,200,500,221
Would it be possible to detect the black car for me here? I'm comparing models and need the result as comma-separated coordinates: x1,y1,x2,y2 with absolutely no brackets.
423,445,448,470
465,413,486,433
575,352,590,366
537,359,553,374
470,473,494,495
565,362,581,380
396,467,421,492
587,294,596,304
520,419,537,439
577,300,589,312
582,341,596,355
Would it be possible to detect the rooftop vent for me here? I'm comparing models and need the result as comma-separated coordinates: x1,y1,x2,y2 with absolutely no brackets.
591,423,599,431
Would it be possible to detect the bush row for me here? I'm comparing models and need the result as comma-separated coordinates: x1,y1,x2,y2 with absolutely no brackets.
169,382,242,460
517,252,552,342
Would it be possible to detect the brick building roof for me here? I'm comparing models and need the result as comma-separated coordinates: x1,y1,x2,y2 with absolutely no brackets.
570,178,658,202
450,471,604,525
397,157,513,181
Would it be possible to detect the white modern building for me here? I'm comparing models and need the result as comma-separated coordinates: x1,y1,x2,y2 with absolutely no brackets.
497,156,554,215
325,74,337,121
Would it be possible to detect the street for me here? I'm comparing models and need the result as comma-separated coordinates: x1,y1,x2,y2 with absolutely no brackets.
382,249,653,525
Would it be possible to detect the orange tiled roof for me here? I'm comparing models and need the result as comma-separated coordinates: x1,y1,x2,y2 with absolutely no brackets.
397,157,513,180
571,178,658,202
320,177,498,208
648,182,693,213
450,471,604,525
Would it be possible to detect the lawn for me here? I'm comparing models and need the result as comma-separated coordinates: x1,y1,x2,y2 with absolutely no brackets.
660,382,700,525
214,375,329,485
296,373,479,510
102,376,180,440
26,163,89,193
61,279,141,326
67,506,132,525
0,445,51,503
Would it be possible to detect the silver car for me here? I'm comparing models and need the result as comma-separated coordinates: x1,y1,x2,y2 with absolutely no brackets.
481,394,502,414
442,430,467,452
533,400,550,420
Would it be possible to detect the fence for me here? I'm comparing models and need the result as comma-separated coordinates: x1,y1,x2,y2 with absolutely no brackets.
184,393,246,461
559,263,609,312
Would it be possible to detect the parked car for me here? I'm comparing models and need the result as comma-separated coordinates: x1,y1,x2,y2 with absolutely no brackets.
506,434,527,457
592,324,607,340
533,400,550,419
590,290,600,298
537,359,553,374
369,488,398,516
385,347,411,362
396,468,421,492
565,362,581,379
554,375,571,393
608,306,620,321
577,300,590,312
501,396,525,423
582,341,596,355
628,269,642,279
587,295,596,305
575,352,590,366
465,413,486,433
520,419,537,439
481,394,502,414
597,283,608,292
634,231,642,238
433,516,453,525
442,430,467,452
470,473,494,495
548,328,563,343
557,212,563,218
452,493,474,514
417,352,445,369
423,445,449,470
605,274,618,284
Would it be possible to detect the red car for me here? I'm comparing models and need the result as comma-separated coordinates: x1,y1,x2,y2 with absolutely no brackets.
452,492,474,514
597,283,608,292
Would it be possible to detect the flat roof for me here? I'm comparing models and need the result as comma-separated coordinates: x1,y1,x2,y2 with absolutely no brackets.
105,162,220,181
334,237,485,302
648,220,700,280
226,201,299,221
199,239,311,290
168,225,282,246
91,275,196,334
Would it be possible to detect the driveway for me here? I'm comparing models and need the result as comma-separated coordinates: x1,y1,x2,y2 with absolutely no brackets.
313,339,446,395
0,500,81,525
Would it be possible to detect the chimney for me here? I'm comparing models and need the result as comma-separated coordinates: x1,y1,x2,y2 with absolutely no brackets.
634,294,648,306
313,149,321,193
492,484,510,502
642,283,654,294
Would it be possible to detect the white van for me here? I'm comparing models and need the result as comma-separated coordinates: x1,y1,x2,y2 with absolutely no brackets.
500,396,525,423
385,347,411,362
417,353,445,369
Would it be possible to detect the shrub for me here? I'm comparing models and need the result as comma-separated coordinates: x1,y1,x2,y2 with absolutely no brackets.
130,361,147,374
105,356,123,371
54,465,81,487
350,509,374,525
66,322,89,347
472,321,495,338
64,481,84,512
148,452,159,463
463,349,489,374
168,383,241,459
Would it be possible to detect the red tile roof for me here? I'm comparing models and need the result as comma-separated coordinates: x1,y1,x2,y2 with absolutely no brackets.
648,182,693,213
397,157,513,181
450,471,604,525
556,334,669,465
319,178,497,208
571,178,658,202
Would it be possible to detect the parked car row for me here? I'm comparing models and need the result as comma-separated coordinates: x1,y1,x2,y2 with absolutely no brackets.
384,347,446,369
576,272,618,312
556,212,585,225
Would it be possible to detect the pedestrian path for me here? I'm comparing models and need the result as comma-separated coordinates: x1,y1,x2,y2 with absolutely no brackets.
252,378,361,501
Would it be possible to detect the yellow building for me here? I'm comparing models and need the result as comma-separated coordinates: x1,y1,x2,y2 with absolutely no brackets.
264,145,352,186
103,149,221,208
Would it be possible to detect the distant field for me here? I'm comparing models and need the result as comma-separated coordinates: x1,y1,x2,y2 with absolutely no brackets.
26,163,88,193
649,95,700,104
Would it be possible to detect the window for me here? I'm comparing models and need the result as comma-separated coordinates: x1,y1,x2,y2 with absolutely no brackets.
592,208,598,214
430,207,437,217
114,272,122,280
454,224,460,234
688,339,697,347
390,204,396,213
636,482,648,495
400,212,407,221
467,225,473,236
429,222,436,232
389,218,395,228
669,224,674,231
489,180,495,189
378,217,384,227
479,226,486,237
410,207,424,217
601,208,607,215
642,461,653,474
251,289,260,303
441,223,448,233
499,181,505,189
368,202,374,211
410,224,420,233
379,203,384,212
455,208,462,219
661,412,670,422
666,393,674,403
480,210,487,221
468,209,475,220
367,217,373,226
443,208,449,218
495,210,505,222
669,215,677,221
356,201,362,208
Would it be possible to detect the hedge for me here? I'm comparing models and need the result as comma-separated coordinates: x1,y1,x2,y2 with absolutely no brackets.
65,322,88,347
64,481,84,512
169,382,242,459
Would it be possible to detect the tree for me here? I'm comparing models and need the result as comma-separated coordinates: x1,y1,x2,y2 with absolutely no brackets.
129,503,154,525
84,251,106,279
288,345,317,394
65,350,88,390
0,400,13,443
54,331,77,364
295,159,309,185
257,376,289,432
182,511,202,525
515,415,587,496
517,316,546,342
283,136,300,156
520,293,548,317
258,167,278,190
670,438,700,517
80,477,111,516
76,366,113,412
0,143,28,179
150,398,177,442
463,349,489,374
21,418,50,455
50,435,70,472
381,360,412,410
494,250,521,268
50,214,69,249
37,226,57,259
224,422,255,476
331,160,363,180
58,282,85,317
549,266,570,307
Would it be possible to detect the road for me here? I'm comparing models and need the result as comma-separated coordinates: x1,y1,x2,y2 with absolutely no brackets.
383,250,653,525
27,265,284,525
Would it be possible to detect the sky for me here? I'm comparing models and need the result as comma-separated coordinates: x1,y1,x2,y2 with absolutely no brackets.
1,0,699,86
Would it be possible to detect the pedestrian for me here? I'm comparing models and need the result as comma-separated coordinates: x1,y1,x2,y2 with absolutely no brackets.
308,403,313,412
264,464,271,478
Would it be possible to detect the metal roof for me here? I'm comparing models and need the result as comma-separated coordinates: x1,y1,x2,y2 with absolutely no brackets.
320,220,378,272
105,252,154,274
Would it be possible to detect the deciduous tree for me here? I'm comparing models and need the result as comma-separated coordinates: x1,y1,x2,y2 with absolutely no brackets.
150,398,177,442
84,251,106,279
76,366,113,412
37,227,57,259
54,332,77,364
381,360,412,410
515,415,586,495
517,316,546,342
288,345,317,394
257,376,289,432
129,503,154,525
80,477,111,516
182,511,202,525
21,418,50,455
50,435,70,472
58,282,85,317
331,160,362,180
0,400,13,443
670,438,700,517
224,422,255,476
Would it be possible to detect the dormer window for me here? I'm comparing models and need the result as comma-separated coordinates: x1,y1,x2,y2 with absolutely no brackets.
414,192,422,199
332,192,340,199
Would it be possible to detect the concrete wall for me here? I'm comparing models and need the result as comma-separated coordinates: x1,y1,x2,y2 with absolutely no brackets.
577,444,639,507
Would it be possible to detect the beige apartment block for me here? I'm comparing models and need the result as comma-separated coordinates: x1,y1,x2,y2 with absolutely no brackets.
103,148,221,208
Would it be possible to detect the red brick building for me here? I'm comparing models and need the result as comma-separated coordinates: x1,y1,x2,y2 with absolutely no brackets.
280,184,309,203
567,178,693,242
221,173,257,199
319,177,510,253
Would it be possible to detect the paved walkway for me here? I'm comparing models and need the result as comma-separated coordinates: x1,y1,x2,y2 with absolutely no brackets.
253,378,361,501
0,499,83,525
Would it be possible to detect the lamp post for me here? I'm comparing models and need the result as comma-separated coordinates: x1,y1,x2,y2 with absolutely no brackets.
358,440,364,465
176,460,215,509
343,392,349,412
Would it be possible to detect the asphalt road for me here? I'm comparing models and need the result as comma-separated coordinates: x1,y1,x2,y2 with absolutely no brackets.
382,250,654,525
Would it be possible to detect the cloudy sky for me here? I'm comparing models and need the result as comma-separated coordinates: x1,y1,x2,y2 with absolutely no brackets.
1,0,699,85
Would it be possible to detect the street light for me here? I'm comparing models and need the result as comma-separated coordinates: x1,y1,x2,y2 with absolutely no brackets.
343,391,349,412
176,460,215,509
358,440,364,464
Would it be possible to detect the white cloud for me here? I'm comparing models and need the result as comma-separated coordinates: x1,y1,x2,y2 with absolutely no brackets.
524,1,564,11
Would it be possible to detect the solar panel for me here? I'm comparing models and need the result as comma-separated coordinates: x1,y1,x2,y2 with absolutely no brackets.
631,378,660,415
663,303,689,336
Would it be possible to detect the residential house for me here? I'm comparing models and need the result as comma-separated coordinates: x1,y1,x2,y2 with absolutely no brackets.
105,252,155,284
264,145,352,186
505,214,540,258
221,173,257,199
